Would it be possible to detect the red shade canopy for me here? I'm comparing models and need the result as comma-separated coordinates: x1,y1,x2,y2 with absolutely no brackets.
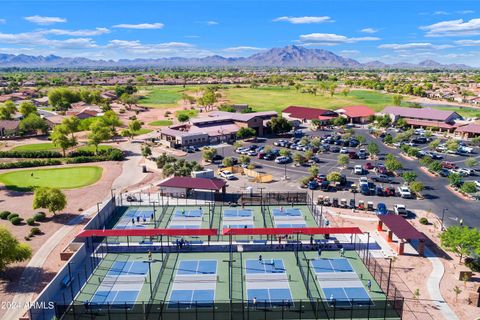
222,227,362,236
77,228,218,237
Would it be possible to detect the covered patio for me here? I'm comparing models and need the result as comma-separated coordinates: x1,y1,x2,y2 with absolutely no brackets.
377,215,426,256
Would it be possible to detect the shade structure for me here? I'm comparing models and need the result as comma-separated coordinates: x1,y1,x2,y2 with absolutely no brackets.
222,227,362,236
378,215,425,241
77,228,218,238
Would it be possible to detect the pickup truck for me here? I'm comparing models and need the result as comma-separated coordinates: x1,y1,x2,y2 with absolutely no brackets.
372,174,391,183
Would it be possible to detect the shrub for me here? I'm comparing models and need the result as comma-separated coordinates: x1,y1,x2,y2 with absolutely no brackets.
26,218,35,226
0,159,62,170
24,236,31,241
0,211,11,219
10,217,22,225
33,212,46,221
465,257,480,272
0,150,62,158
30,227,41,236
419,217,429,225
7,213,19,220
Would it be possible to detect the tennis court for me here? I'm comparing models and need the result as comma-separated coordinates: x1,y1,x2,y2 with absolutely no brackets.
271,207,308,229
168,209,204,229
169,259,218,308
114,207,155,230
312,258,373,307
90,261,149,307
223,208,254,229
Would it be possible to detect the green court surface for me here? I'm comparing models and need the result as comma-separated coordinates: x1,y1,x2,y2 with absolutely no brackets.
12,142,58,152
148,120,173,127
0,166,103,191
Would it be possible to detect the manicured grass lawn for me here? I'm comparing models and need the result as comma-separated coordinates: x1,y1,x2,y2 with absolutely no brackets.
436,106,480,118
175,109,199,118
12,143,59,152
221,87,396,112
0,166,103,191
148,119,173,126
138,86,188,108
76,145,113,152
132,128,153,136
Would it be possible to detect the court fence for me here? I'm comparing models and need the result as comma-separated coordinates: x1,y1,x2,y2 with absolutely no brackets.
55,298,402,320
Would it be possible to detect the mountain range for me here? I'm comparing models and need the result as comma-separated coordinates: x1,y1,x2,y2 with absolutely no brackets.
0,45,472,69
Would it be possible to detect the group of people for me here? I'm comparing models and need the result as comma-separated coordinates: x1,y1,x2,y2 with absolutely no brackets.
130,213,154,225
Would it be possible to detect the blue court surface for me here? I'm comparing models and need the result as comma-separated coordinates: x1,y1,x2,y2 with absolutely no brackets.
124,208,154,219
91,290,139,307
108,261,149,276
311,258,354,273
247,288,293,307
168,225,200,229
174,209,203,218
276,223,306,228
224,224,253,229
324,287,372,307
169,289,215,307
223,209,253,217
115,224,146,230
272,208,302,217
177,260,217,275
246,259,286,274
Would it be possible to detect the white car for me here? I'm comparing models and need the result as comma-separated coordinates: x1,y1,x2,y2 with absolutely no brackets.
393,204,407,216
458,146,474,154
474,181,480,190
220,170,235,180
452,168,470,177
359,177,369,186
340,147,349,154
397,186,412,198
354,165,363,175
458,168,474,176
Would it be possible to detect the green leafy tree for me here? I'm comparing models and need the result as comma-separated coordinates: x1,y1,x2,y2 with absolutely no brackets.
337,154,349,167
327,171,342,182
383,134,393,144
0,100,17,120
446,139,459,152
409,181,424,194
396,118,408,129
50,125,75,156
385,155,402,172
202,147,217,162
449,173,463,187
279,149,291,157
471,137,480,146
101,110,123,137
375,115,392,128
332,117,348,127
392,94,403,106
453,286,462,302
128,119,142,133
0,227,32,271
120,93,139,109
304,149,314,161
239,155,251,165
141,145,152,157
19,113,48,134
428,160,442,172
465,157,478,168
292,153,305,165
33,187,67,216
236,127,256,139
177,113,190,122
308,164,319,177
19,101,37,117
222,157,234,167
367,142,379,158
311,137,321,148
267,116,292,135
62,116,80,140
403,171,417,183
440,226,480,262
88,121,111,153
461,182,477,194
429,139,440,150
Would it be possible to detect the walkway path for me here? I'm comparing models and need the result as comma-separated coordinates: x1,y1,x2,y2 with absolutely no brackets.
424,247,458,320
2,139,146,320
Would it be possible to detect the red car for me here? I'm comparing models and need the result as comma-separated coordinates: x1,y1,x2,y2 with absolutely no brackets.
441,161,457,169
363,162,374,170
376,165,388,175
384,187,396,197
348,151,359,159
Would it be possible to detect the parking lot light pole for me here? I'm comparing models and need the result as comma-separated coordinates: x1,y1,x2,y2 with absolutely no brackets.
284,163,288,180
441,208,448,231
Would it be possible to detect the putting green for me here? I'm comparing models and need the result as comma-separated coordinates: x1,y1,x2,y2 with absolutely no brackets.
0,166,103,191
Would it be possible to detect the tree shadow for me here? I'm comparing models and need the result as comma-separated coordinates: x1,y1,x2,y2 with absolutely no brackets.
0,266,57,294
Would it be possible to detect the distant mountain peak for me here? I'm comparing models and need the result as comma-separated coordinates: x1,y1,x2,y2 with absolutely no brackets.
0,46,473,69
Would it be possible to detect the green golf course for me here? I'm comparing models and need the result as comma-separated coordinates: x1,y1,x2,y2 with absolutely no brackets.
0,166,103,191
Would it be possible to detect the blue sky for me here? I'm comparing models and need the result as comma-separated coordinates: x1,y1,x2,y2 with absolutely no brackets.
2,1,480,65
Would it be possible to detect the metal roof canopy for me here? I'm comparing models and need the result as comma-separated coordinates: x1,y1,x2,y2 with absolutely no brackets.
77,228,218,237
378,215,426,241
222,227,362,236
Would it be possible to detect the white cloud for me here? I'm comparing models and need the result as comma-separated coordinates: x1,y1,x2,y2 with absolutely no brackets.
454,39,480,46
378,42,452,50
340,49,360,56
273,16,334,24
421,18,480,37
433,11,449,16
457,10,475,14
222,46,266,52
360,28,378,34
0,19,5,24
113,23,164,29
24,15,66,25
47,27,110,36
106,40,212,57
206,21,218,25
299,33,379,46
0,30,97,49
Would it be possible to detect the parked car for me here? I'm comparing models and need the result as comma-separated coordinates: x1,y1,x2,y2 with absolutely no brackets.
220,170,235,180
474,180,480,190
360,184,370,195
340,147,349,154
349,151,359,159
330,146,340,153
376,203,388,215
375,165,388,175
354,165,363,175
458,146,474,154
372,174,391,183
275,156,291,164
441,161,457,169
308,180,318,190
359,177,369,186
363,162,374,170
397,186,412,198
393,204,407,216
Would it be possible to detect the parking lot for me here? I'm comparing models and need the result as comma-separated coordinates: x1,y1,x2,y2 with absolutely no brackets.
184,125,480,228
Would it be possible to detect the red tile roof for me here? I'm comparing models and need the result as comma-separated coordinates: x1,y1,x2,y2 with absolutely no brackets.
456,123,480,134
338,105,375,118
378,215,425,240
383,106,459,122
158,176,226,191
282,106,337,120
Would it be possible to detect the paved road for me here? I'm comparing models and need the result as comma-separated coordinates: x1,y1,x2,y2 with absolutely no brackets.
186,129,480,228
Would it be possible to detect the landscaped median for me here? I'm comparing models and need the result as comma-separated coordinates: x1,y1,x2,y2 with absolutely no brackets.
0,166,103,191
